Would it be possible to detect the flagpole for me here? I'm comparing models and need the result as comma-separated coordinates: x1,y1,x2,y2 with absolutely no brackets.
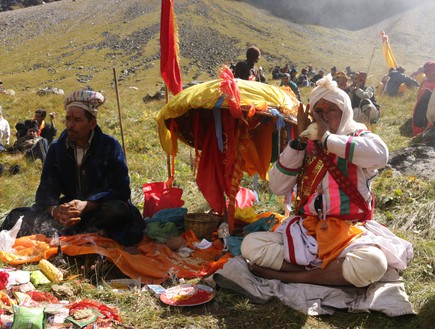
165,84,171,181
366,46,376,78
113,67,127,163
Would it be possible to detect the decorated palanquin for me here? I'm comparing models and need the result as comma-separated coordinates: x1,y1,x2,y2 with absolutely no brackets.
156,66,300,233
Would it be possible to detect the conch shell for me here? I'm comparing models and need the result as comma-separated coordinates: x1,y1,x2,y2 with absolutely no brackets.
299,122,318,140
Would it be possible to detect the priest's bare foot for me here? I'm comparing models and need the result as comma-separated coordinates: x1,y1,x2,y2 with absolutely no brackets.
248,263,282,280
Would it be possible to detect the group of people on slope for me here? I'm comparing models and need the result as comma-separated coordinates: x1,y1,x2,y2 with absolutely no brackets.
334,70,381,124
378,66,420,97
0,107,57,163
233,46,381,125
376,62,435,135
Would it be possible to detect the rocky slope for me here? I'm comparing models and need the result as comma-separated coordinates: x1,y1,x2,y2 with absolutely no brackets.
0,0,434,93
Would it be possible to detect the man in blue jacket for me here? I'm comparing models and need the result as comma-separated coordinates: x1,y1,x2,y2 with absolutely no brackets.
1,88,145,246
384,67,420,97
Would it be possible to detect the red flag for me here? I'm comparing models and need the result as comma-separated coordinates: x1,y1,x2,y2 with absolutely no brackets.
160,0,183,95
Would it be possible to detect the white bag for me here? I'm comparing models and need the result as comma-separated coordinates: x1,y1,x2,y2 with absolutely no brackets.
0,216,23,253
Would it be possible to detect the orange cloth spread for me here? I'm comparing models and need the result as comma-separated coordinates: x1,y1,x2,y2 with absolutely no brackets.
0,231,230,284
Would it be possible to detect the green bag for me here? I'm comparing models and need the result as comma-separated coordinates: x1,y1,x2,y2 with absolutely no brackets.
11,305,45,329
146,221,179,243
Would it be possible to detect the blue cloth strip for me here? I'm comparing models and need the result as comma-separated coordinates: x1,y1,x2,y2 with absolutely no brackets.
213,96,225,152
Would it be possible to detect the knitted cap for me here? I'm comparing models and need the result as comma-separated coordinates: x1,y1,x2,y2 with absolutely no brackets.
64,88,105,117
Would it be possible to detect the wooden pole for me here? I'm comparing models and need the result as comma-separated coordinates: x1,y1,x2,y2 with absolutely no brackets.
113,68,127,163
165,85,171,181
366,46,376,78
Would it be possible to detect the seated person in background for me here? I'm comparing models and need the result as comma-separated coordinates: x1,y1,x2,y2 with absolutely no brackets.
345,66,355,80
0,105,11,147
310,70,324,85
8,120,48,162
412,61,435,136
410,65,426,84
385,67,420,96
1,88,146,246
330,66,338,79
15,119,28,139
241,74,412,288
307,64,316,80
234,46,266,83
279,73,301,102
376,68,394,96
296,68,310,87
279,63,290,75
290,68,298,83
272,65,282,79
426,86,435,128
334,71,350,92
33,109,57,145
348,71,380,124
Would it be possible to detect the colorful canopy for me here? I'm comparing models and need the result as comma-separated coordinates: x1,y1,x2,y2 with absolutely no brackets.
157,76,299,154
156,67,300,232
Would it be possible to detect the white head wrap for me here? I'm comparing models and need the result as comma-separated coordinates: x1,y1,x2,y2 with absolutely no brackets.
309,74,366,135
64,89,105,117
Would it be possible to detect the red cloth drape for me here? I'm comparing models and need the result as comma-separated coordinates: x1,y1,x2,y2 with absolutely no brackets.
160,0,183,95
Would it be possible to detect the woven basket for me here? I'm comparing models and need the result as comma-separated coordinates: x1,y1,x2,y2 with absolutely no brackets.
184,213,221,239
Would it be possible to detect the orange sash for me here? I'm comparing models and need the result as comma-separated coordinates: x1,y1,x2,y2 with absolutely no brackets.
303,216,363,268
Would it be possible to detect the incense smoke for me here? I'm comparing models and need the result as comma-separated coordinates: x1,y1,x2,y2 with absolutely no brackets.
239,0,431,30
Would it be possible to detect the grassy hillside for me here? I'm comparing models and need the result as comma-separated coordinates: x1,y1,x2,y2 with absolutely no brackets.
0,1,434,328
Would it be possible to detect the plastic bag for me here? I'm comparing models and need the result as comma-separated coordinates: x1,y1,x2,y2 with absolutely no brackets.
11,305,44,329
0,215,23,253
142,182,184,218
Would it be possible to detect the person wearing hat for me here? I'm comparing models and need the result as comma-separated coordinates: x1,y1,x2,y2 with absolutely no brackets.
8,120,48,162
279,73,301,102
348,71,381,124
240,74,412,287
1,88,146,246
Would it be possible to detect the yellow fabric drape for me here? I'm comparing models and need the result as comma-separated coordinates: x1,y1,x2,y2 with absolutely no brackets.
155,79,298,155
382,41,397,69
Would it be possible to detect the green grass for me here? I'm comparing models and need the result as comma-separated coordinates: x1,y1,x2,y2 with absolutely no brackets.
1,86,434,329
0,1,434,328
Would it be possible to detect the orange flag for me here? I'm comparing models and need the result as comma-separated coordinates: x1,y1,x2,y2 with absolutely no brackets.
160,0,183,95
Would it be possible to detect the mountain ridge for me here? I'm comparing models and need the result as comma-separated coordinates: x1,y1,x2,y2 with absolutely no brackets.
0,0,433,94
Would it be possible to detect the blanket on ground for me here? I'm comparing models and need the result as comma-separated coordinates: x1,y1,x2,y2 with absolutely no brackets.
0,231,230,284
213,256,415,317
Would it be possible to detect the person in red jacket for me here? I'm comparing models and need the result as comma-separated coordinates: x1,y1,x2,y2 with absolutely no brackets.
412,61,435,136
